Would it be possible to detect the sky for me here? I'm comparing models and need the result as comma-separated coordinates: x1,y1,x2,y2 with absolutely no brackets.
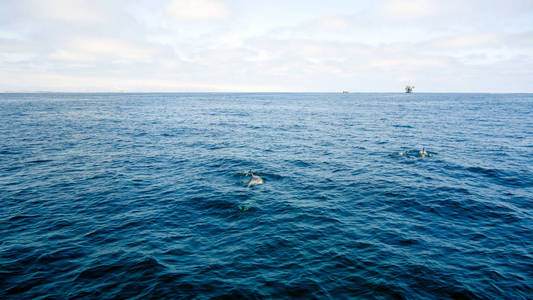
1,0,533,92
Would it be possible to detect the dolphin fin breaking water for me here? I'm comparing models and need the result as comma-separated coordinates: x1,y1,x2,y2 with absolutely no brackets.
248,175,264,187
418,147,428,157
237,170,264,212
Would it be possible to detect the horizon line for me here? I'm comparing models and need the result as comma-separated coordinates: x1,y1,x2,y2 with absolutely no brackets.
2,91,533,94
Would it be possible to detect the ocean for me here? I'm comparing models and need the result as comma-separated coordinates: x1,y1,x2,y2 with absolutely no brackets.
0,92,532,299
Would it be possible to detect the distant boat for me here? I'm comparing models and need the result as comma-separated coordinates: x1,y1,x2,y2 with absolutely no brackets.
342,90,349,94
405,85,415,93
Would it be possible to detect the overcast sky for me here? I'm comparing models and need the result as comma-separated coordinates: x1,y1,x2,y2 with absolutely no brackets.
1,0,533,92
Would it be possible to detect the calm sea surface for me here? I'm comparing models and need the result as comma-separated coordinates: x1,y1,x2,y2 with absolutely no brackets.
1,93,532,299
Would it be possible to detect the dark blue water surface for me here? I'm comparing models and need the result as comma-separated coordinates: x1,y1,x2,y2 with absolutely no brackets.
1,93,532,299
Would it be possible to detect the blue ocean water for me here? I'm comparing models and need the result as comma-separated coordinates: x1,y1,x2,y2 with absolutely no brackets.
0,92,532,299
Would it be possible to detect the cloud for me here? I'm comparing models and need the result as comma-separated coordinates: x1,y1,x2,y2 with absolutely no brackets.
0,70,287,92
49,37,155,62
0,29,26,41
28,0,111,23
370,57,449,69
381,0,436,20
317,15,352,31
428,34,500,49
0,52,35,64
166,0,230,21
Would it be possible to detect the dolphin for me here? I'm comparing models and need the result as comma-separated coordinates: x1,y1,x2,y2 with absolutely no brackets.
245,170,264,187
248,174,264,187
418,147,428,157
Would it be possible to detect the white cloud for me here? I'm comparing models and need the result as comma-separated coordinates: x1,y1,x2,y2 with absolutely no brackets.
0,29,26,41
0,70,287,92
381,0,436,20
317,15,352,31
49,37,155,62
29,0,110,23
429,34,499,49
371,57,448,69
166,0,230,21
0,52,35,63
